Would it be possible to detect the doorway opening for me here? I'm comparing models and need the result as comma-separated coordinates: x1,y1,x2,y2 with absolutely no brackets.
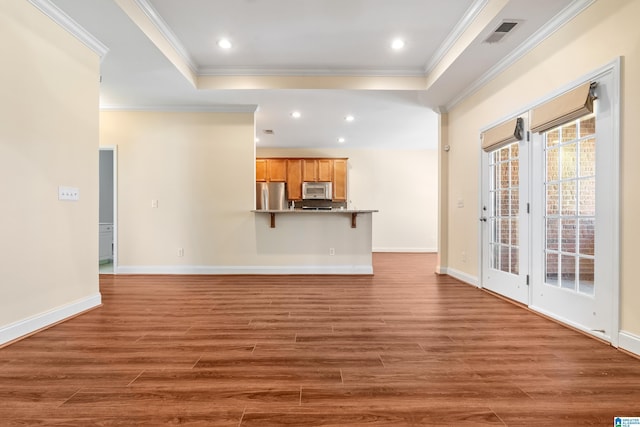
99,146,117,274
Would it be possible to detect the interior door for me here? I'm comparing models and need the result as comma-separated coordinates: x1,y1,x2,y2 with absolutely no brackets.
481,138,529,304
530,70,617,340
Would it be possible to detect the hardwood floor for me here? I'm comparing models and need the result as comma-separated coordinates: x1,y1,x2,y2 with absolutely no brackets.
1,253,639,426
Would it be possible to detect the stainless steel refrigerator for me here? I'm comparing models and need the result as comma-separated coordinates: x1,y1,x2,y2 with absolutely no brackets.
256,182,287,210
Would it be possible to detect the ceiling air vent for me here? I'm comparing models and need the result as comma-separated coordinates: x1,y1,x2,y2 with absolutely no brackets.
484,21,520,44
263,129,275,135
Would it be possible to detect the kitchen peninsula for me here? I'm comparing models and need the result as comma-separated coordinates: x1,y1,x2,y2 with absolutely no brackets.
252,208,378,275
252,208,378,229
253,157,377,274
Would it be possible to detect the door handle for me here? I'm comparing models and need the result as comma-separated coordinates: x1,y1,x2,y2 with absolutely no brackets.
479,217,487,222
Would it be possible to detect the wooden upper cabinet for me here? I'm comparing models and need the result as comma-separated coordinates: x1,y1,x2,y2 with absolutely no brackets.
303,159,333,182
258,157,348,201
256,158,287,182
286,159,303,200
318,159,333,182
268,159,287,182
303,159,318,182
256,159,267,182
333,159,347,201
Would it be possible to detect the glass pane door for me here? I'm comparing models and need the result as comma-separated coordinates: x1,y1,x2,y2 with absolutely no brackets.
530,70,617,340
489,143,520,276
544,116,596,295
481,139,529,305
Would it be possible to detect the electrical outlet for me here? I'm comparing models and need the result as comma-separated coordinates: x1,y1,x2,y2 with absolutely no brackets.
461,251,467,263
178,248,184,257
329,248,335,256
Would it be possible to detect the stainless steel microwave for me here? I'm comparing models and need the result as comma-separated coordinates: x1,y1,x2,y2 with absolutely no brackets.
302,182,333,200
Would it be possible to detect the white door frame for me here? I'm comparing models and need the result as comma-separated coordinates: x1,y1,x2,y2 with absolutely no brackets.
477,58,620,346
99,145,118,274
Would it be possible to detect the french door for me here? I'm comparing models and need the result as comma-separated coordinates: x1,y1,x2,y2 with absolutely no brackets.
481,65,618,342
480,137,529,304
530,70,617,340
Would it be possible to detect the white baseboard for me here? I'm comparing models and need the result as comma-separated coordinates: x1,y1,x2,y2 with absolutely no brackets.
619,331,640,357
0,293,102,346
372,248,437,253
445,267,479,287
529,305,611,343
116,265,374,275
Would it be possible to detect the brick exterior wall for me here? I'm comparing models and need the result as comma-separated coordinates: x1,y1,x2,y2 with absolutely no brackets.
545,116,596,287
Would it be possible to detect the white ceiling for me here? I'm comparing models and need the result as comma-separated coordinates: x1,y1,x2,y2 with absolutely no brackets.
47,0,585,150
149,0,475,74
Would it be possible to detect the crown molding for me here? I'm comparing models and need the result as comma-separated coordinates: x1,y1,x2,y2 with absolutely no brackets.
133,0,199,74
424,0,489,74
445,0,597,111
100,104,259,113
128,0,426,79
198,66,426,78
28,0,109,59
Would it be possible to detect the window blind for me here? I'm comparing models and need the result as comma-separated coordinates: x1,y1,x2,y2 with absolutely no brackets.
530,82,596,133
481,117,523,152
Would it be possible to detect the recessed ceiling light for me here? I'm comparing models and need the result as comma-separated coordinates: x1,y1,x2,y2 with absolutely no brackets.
291,111,301,119
345,115,355,122
218,38,232,49
337,137,346,143
391,38,405,50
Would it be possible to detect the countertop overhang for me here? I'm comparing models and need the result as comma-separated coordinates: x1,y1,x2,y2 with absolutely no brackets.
252,208,378,228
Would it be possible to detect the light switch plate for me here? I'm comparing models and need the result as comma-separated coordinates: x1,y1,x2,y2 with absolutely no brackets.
58,186,79,201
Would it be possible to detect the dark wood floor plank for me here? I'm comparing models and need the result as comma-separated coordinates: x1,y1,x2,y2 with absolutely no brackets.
300,384,531,406
131,367,342,388
240,406,505,427
1,253,638,425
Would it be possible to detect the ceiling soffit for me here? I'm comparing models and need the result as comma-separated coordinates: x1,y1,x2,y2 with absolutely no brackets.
115,0,492,91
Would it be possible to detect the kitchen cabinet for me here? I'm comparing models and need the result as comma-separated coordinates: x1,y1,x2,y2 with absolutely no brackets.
268,159,287,182
286,159,303,200
258,157,348,201
303,159,333,182
318,159,333,181
256,159,267,182
303,159,317,182
256,158,287,182
333,158,347,201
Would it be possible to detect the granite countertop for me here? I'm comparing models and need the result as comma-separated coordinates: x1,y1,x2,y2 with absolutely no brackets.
252,208,378,213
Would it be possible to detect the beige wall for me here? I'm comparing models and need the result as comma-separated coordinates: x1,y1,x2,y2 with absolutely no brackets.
100,111,376,272
0,1,100,342
258,148,438,252
100,111,256,267
444,0,640,336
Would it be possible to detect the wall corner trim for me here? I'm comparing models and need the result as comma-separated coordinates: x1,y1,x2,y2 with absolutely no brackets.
373,248,437,253
132,0,198,74
435,266,447,275
116,265,374,275
0,293,102,346
619,331,640,358
28,0,109,59
99,105,259,113
445,0,597,111
424,0,489,74
445,268,479,287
